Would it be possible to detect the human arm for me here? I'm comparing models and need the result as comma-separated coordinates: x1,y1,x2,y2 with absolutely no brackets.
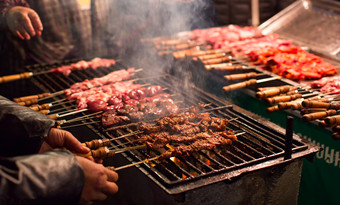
0,150,84,205
0,95,119,204
0,0,43,39
0,149,118,205
0,95,55,156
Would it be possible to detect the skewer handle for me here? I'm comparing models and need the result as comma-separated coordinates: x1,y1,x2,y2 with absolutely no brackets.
256,85,292,98
202,56,231,65
17,98,39,106
300,108,327,115
278,101,295,110
224,72,257,81
222,79,257,92
302,101,340,109
332,125,340,132
290,101,303,110
332,132,340,140
76,147,115,159
161,39,183,46
318,120,327,128
266,105,280,113
325,115,340,126
13,93,50,102
0,72,32,84
188,49,217,57
82,139,111,149
106,166,116,171
29,103,51,111
302,110,337,122
204,63,239,71
48,114,58,120
265,94,302,104
39,109,50,115
198,53,226,61
205,63,243,71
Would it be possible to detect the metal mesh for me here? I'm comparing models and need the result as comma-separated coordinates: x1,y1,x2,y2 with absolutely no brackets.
25,62,317,194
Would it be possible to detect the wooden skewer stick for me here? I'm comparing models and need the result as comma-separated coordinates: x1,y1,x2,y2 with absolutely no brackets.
256,85,294,99
205,63,247,71
75,146,115,158
194,53,227,61
114,156,161,171
201,56,233,65
300,108,328,115
222,76,281,92
224,72,266,81
302,110,338,122
29,99,70,111
265,93,318,105
325,115,340,126
48,108,88,119
16,91,65,106
109,144,147,153
13,92,51,103
173,49,227,59
0,72,33,84
302,101,340,109
81,131,144,149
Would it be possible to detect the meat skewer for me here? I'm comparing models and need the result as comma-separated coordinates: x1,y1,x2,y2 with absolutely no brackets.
14,68,141,106
0,57,117,84
81,131,144,149
75,144,145,159
113,156,161,171
28,99,72,111
112,131,246,171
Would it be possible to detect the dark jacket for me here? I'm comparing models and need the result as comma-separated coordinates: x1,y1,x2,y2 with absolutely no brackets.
0,95,84,205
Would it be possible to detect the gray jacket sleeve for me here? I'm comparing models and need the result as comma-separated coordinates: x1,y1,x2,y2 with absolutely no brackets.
0,150,84,205
0,95,56,157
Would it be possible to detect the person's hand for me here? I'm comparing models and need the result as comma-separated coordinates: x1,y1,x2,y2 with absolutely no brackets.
76,156,119,204
5,6,43,40
39,128,89,154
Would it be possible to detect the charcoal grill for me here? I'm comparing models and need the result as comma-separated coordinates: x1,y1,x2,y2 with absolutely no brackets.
24,61,319,204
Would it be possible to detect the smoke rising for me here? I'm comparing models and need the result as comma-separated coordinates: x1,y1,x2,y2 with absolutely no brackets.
106,0,215,93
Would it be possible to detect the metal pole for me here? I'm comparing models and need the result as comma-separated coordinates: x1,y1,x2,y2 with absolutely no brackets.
251,0,260,27
90,0,97,57
284,116,294,160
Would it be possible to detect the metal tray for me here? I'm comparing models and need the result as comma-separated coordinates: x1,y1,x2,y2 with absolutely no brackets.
258,0,340,62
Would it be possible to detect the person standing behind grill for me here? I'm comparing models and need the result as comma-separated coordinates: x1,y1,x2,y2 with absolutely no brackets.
0,0,115,67
0,95,119,205
0,0,117,98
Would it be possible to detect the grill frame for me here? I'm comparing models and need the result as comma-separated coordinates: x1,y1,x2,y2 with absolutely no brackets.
25,62,320,195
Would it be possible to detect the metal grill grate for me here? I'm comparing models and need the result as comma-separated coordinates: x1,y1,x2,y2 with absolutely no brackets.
26,62,318,194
